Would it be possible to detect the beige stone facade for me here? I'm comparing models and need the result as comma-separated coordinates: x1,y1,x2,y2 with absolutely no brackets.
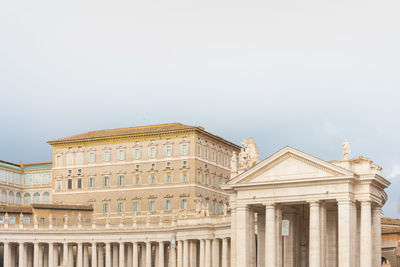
0,123,391,267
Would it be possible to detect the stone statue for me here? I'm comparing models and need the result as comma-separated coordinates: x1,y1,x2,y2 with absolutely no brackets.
106,212,110,225
20,213,24,223
194,198,202,216
230,151,238,173
63,214,68,225
5,213,9,223
120,213,126,225
223,203,228,216
77,213,82,224
342,139,351,160
239,138,261,170
33,213,38,225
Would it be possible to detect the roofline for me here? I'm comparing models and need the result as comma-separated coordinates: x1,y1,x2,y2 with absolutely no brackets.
0,159,20,168
47,126,241,150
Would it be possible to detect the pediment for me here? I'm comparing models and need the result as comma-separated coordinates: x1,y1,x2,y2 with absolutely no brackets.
229,146,354,185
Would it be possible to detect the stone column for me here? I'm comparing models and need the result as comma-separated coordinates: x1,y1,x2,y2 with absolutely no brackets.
62,242,69,266
222,238,228,267
105,243,111,267
183,240,189,267
159,242,165,267
84,245,89,267
132,243,139,267
18,242,25,267
177,241,183,267
127,244,133,267
309,201,321,267
146,242,152,267
360,201,372,267
48,242,54,267
92,243,98,267
338,199,354,267
38,244,43,267
141,245,146,267
320,204,327,267
199,240,205,267
68,245,74,267
170,243,177,267
257,212,266,267
212,239,219,267
230,204,237,267
205,239,211,267
236,205,250,267
98,244,104,267
119,243,125,267
43,247,48,267
77,243,83,267
372,205,382,267
265,204,276,267
112,244,119,267
4,242,9,267
33,242,39,267
54,244,59,267
249,209,256,267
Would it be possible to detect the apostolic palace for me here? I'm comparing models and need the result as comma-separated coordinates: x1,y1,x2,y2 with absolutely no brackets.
0,123,390,267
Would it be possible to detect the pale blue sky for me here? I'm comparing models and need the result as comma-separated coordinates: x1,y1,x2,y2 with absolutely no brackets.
0,0,399,217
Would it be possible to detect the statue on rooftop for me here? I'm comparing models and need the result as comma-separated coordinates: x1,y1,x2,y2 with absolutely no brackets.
239,138,260,170
342,139,351,160
230,151,238,173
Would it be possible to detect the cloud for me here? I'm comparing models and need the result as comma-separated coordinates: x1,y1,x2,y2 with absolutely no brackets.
388,164,400,180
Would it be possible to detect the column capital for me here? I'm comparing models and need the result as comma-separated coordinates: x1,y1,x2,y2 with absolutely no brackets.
337,198,356,205
308,200,320,207
264,202,276,208
360,200,372,206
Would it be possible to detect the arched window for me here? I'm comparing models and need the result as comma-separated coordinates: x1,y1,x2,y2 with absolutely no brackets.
42,192,50,204
32,192,40,204
24,193,31,205
8,191,14,204
1,189,7,203
16,192,22,205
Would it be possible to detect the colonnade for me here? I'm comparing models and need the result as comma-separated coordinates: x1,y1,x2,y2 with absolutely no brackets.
233,199,382,267
1,237,230,267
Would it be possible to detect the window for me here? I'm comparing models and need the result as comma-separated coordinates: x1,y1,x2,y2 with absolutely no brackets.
197,144,202,157
16,192,21,205
212,151,216,161
102,151,111,161
56,155,62,166
103,176,110,187
77,178,82,189
205,175,209,185
24,193,31,205
118,175,125,186
213,201,218,215
133,201,139,212
183,161,188,168
67,153,73,165
23,217,30,224
134,174,141,185
40,217,45,224
212,176,216,186
85,219,91,224
1,189,7,203
67,169,72,176
165,172,172,183
33,192,40,204
205,149,208,159
149,147,157,158
148,200,155,211
218,153,222,164
42,192,50,204
181,171,188,182
89,177,95,188
103,203,109,213
134,149,142,159
166,162,171,169
9,217,16,224
180,199,188,210
76,153,83,164
88,152,96,163
117,202,125,213
77,169,82,176
164,145,173,157
33,173,41,185
180,144,189,155
197,172,202,183
68,179,73,189
151,163,156,170
149,174,156,184
56,180,62,190
42,173,51,184
164,199,171,211
8,191,14,204
117,149,126,160
24,174,32,185
135,164,140,171
224,155,228,167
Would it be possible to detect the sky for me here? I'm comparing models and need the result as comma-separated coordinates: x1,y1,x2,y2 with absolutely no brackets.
0,0,399,217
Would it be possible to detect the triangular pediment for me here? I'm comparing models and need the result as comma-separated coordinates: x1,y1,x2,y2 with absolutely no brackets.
229,146,354,185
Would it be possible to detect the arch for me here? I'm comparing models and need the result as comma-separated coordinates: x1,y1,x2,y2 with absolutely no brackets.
15,192,22,205
1,189,6,203
42,192,50,204
24,193,31,205
8,191,14,204
32,192,40,204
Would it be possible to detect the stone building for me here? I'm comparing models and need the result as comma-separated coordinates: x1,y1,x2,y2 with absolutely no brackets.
0,123,391,267
381,217,400,267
